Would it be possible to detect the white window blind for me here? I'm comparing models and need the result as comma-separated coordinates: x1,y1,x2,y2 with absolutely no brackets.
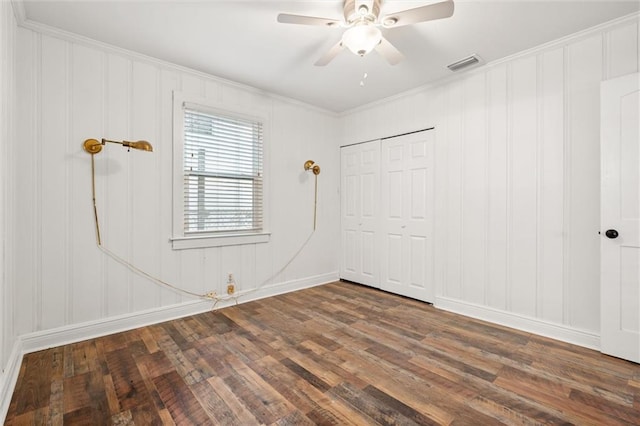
183,106,263,234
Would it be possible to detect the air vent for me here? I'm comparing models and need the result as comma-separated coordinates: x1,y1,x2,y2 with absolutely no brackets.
447,54,481,72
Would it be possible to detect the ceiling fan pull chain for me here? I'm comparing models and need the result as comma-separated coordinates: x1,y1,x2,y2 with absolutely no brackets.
359,65,368,87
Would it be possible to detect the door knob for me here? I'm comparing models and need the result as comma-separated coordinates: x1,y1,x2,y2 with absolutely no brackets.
605,229,619,239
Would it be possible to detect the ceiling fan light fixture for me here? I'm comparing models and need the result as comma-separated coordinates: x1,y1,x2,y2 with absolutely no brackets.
341,24,382,56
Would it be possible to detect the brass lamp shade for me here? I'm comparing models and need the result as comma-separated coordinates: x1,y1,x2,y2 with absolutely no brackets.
304,160,315,171
123,140,153,152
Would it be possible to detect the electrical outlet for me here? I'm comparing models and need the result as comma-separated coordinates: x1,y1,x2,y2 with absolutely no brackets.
227,272,235,295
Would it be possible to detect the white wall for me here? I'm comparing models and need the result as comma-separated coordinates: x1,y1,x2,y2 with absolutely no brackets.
0,0,17,417
341,16,639,343
10,23,340,341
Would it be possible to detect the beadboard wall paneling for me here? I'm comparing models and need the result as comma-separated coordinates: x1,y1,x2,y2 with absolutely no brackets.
606,22,639,79
0,0,18,418
12,26,340,341
538,47,565,325
41,35,69,330
71,42,105,325
565,34,602,332
340,17,640,337
157,68,183,309
104,53,139,316
509,55,538,318
485,64,509,311
430,86,448,301
14,28,38,337
461,73,487,306
131,61,162,313
445,81,463,301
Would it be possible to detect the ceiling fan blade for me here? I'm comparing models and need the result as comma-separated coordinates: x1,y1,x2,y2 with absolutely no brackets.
381,0,454,28
375,37,404,65
314,41,344,66
277,13,341,27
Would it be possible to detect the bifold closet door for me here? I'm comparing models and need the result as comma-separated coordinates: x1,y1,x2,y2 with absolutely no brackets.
380,131,434,302
340,141,381,287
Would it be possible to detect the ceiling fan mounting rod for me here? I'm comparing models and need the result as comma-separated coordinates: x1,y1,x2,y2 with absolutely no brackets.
344,0,381,25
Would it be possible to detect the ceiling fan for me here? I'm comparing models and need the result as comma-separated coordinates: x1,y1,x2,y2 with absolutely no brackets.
277,0,455,66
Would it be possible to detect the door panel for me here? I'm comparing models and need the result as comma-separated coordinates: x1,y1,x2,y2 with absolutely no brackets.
380,131,434,302
343,229,357,276
601,72,640,363
340,141,381,287
620,247,640,333
361,230,376,281
387,234,403,284
410,236,427,288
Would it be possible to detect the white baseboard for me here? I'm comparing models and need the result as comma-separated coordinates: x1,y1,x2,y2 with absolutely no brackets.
20,272,337,354
435,296,600,351
20,299,214,354
1,272,337,423
0,340,24,423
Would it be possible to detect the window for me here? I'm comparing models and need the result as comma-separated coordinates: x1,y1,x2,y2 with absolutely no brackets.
183,108,263,233
172,93,269,249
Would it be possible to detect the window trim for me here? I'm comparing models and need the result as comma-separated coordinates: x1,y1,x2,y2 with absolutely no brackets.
171,91,270,250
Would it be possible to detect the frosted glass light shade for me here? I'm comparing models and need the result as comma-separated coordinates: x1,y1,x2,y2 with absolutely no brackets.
341,24,382,56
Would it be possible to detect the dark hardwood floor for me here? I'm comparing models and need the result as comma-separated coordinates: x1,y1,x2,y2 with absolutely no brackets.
5,281,640,425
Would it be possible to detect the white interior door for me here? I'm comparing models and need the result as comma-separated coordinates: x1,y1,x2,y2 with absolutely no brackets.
380,130,434,302
601,72,640,363
340,141,380,287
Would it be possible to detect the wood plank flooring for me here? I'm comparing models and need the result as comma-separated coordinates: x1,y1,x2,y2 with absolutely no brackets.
5,281,640,425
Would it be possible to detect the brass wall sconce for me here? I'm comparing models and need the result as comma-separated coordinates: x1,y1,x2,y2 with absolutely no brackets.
83,138,153,154
81,137,240,302
304,159,320,175
304,160,321,230
83,138,154,245
82,137,225,302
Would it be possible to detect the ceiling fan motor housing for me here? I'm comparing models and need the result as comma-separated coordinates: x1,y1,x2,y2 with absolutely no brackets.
344,0,381,24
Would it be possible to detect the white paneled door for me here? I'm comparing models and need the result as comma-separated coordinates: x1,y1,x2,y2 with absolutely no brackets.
601,72,640,363
380,131,434,303
340,141,381,287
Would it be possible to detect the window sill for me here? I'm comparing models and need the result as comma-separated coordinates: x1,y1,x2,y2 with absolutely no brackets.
171,232,270,250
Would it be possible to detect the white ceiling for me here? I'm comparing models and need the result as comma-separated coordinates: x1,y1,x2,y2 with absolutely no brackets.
21,0,640,112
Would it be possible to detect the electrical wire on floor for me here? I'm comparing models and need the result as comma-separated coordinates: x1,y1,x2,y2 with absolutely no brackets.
90,153,315,309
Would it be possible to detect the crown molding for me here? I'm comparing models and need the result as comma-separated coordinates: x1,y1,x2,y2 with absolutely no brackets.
12,2,339,118
343,11,640,115
11,0,638,118
10,0,25,24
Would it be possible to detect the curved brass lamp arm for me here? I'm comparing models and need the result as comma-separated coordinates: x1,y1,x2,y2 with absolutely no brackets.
82,138,154,154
